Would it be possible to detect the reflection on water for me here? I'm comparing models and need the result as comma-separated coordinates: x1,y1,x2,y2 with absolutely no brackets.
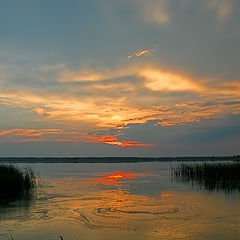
0,163,240,240
90,171,139,188
89,171,152,193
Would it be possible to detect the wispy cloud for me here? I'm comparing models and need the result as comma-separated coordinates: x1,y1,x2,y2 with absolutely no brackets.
135,0,170,25
138,67,204,92
0,128,152,147
59,66,136,83
206,0,235,21
128,49,155,59
0,128,63,142
0,63,240,134
122,0,236,26
0,129,62,137
84,134,153,147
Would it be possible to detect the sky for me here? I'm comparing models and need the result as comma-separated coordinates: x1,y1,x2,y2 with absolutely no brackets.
0,0,240,157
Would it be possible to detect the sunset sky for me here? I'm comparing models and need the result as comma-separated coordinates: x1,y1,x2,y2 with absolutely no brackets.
0,0,240,156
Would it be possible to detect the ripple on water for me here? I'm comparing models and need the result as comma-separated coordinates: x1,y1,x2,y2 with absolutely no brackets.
72,193,203,231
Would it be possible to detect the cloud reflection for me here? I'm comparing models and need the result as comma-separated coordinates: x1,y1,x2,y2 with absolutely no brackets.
90,171,148,187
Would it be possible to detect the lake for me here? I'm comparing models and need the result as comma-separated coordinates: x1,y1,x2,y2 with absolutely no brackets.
1,162,240,240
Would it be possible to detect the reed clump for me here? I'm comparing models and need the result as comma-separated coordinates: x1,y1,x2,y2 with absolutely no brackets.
171,162,240,193
0,164,37,202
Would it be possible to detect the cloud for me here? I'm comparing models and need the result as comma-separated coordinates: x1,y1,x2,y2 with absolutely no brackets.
0,128,152,147
59,66,136,83
138,67,204,92
128,49,155,59
83,134,153,147
135,0,170,25
206,0,235,21
121,0,236,27
221,82,240,97
0,128,64,142
0,62,240,133
0,128,62,137
159,101,240,126
101,0,170,26
60,64,205,93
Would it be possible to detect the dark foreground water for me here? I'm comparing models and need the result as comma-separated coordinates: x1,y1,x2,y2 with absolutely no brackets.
0,162,240,240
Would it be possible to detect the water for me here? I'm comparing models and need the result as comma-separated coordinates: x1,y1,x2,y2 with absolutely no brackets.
0,162,240,240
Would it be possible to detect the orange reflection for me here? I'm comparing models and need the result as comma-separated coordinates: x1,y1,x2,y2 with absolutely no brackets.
89,171,151,187
160,193,173,197
95,172,136,186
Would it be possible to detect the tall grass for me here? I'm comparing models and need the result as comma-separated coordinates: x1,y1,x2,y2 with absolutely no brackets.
171,162,240,193
0,164,37,202
0,233,64,240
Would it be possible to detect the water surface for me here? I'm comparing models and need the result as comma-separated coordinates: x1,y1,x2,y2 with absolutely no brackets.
0,162,240,240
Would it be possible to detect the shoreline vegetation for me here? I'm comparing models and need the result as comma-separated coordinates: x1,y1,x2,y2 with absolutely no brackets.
0,233,64,240
0,233,15,240
171,162,240,193
0,156,239,163
0,164,37,203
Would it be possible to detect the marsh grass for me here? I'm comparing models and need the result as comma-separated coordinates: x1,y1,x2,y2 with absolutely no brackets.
0,164,37,203
0,233,64,240
171,162,240,193
0,233,14,240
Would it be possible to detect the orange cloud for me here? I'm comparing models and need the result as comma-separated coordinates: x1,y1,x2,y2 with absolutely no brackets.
128,49,155,59
135,49,152,57
139,67,204,92
0,128,79,142
84,134,153,147
0,129,62,137
0,128,153,147
220,82,240,97
60,66,136,82
0,64,240,131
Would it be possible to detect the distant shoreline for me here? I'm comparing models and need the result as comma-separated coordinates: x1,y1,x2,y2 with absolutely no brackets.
0,156,239,163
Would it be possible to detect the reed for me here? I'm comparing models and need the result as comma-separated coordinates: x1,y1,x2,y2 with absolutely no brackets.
0,164,37,202
0,233,63,240
171,162,240,193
